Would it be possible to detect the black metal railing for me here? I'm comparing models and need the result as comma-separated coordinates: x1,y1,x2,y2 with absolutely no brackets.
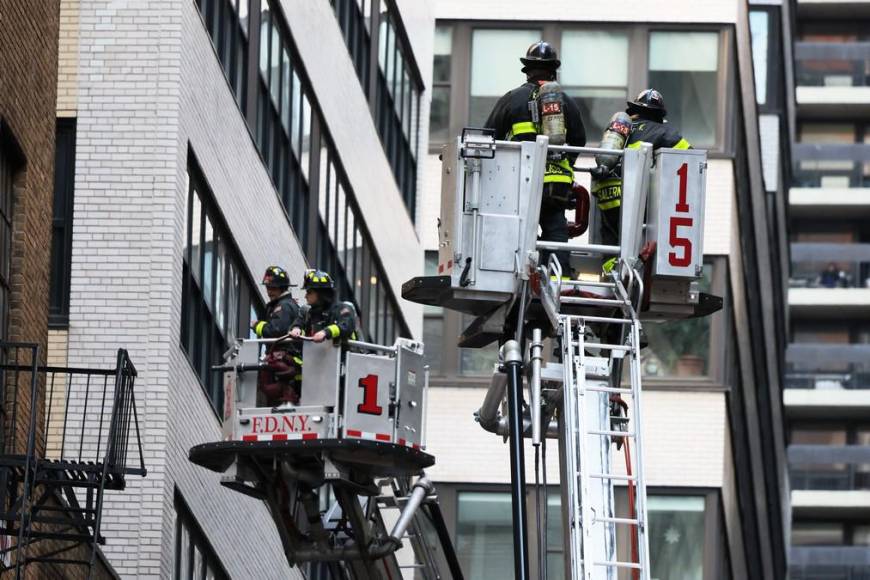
793,143,870,189
795,41,870,88
790,243,870,289
786,344,870,390
0,342,145,576
789,445,870,491
791,546,870,580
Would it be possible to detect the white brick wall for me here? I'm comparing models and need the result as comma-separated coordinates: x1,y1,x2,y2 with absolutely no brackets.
425,387,726,488
65,0,329,577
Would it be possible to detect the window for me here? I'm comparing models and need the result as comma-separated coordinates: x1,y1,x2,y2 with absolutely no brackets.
195,0,249,108
561,30,629,139
749,11,769,105
181,155,262,416
648,31,720,148
456,492,513,578
449,487,717,580
642,263,714,378
432,24,731,151
422,252,444,374
195,0,412,342
0,128,19,342
792,523,846,546
430,25,453,144
50,119,76,327
174,491,229,580
647,495,706,580
470,29,540,127
332,0,423,217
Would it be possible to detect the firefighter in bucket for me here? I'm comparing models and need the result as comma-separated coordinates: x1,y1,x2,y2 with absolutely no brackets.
252,266,302,406
289,269,358,345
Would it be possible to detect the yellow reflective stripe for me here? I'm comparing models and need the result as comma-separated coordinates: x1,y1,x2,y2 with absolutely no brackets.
509,121,537,139
626,141,644,149
254,321,267,337
598,199,621,210
543,173,573,184
292,356,303,365
326,324,341,338
673,138,691,150
591,178,621,195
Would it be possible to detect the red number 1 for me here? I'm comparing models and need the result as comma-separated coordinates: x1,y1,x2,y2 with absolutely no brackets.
676,163,689,213
357,374,383,415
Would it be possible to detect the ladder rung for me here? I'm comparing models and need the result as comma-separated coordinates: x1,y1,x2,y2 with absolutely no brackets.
590,473,636,482
561,280,616,288
578,315,632,325
586,386,632,395
562,297,627,307
594,560,643,570
584,342,632,352
596,516,640,526
587,429,635,438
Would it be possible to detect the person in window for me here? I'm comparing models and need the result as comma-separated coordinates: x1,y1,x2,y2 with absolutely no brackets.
593,89,692,268
253,266,303,406
483,41,586,276
289,269,358,344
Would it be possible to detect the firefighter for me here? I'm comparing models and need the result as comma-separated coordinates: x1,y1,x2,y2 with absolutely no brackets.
252,266,302,406
484,41,586,276
593,89,692,265
289,269,358,344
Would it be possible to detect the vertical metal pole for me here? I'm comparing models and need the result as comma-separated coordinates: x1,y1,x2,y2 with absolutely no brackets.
503,340,529,580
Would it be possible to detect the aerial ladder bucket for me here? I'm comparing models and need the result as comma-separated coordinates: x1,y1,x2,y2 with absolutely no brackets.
188,336,464,580
403,129,722,580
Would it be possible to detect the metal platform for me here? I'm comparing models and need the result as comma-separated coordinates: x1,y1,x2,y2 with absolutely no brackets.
189,438,434,480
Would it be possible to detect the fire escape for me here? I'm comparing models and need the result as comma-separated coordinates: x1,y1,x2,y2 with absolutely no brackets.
0,342,146,578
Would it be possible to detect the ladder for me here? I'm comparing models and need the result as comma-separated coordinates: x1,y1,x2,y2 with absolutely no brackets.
557,270,650,580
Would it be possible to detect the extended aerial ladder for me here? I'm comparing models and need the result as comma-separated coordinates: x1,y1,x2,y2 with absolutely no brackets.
402,129,721,579
189,335,464,579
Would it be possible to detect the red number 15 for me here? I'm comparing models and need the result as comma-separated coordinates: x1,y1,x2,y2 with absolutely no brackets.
668,163,693,268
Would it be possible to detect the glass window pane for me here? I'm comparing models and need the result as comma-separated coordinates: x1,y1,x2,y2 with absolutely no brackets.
648,31,720,148
433,25,452,83
470,29,540,126
215,238,226,333
203,214,215,308
179,524,191,577
238,0,249,36
791,522,845,546
301,94,312,178
258,3,270,77
422,316,443,375
291,71,302,156
460,313,499,375
561,30,629,139
191,190,203,283
456,492,513,579
854,526,870,546
270,24,281,103
642,264,713,377
648,495,705,580
430,86,450,143
749,11,769,105
281,49,291,131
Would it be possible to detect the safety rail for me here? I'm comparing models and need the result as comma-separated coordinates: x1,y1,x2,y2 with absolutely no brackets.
0,343,145,578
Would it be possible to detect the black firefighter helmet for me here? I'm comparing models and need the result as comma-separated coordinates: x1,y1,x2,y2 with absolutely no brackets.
520,41,561,71
626,89,667,118
262,266,292,289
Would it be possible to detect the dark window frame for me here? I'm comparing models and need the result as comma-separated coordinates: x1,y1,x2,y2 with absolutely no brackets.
173,489,231,580
181,151,263,419
49,118,76,328
0,120,23,344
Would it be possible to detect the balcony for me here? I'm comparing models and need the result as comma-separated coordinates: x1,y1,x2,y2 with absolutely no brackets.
795,42,870,117
785,344,870,414
792,144,870,216
789,243,870,317
789,445,870,491
791,547,870,580
796,0,870,19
